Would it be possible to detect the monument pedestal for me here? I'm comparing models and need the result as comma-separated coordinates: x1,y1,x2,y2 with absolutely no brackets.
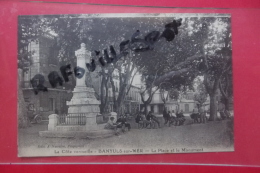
67,86,100,131
66,43,100,131
40,43,115,139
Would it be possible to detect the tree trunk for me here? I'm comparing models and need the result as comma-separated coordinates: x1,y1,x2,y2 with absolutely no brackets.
143,102,149,115
104,77,109,113
208,94,217,121
204,72,221,121
100,74,109,114
141,97,153,115
223,97,230,111
18,69,30,128
100,76,105,114
219,74,231,112
114,84,127,115
116,98,124,116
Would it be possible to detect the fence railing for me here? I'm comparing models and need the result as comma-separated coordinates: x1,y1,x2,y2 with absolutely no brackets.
58,113,87,125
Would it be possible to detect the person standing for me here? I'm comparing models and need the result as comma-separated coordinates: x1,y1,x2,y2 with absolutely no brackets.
135,112,143,128
176,109,186,125
122,114,131,131
163,107,169,125
149,111,161,128
200,110,207,123
146,111,153,128
198,107,204,123
193,107,199,123
219,108,227,120
140,111,150,128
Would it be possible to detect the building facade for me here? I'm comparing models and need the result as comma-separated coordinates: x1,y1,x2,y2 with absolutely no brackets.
178,92,207,113
124,85,141,114
21,34,73,120
89,69,141,115
141,90,179,115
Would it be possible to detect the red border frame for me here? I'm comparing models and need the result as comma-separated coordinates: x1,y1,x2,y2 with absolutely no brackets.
21,0,260,9
1,165,260,173
0,0,260,172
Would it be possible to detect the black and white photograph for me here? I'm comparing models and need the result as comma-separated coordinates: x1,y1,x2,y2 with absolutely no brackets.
17,13,234,157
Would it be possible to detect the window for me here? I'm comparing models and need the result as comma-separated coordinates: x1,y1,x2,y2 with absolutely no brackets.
151,105,154,112
158,105,164,114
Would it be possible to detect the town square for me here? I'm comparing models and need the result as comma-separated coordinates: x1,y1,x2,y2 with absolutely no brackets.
17,13,233,156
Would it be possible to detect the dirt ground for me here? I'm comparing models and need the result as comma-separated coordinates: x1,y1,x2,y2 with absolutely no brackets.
18,116,234,154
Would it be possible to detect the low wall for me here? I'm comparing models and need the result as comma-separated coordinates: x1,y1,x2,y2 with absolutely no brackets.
40,114,116,138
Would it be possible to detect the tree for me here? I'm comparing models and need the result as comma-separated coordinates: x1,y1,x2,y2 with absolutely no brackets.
218,25,233,111
132,17,210,115
193,77,208,109
201,18,232,120
139,69,160,114
99,68,111,114
140,87,159,115
18,15,232,120
219,69,233,111
82,16,185,115
135,16,232,121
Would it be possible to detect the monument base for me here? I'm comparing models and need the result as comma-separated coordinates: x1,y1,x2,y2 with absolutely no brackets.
42,43,109,138
39,124,115,139
66,86,100,130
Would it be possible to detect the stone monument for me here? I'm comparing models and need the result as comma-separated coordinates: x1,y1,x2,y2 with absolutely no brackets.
66,43,100,131
39,43,116,138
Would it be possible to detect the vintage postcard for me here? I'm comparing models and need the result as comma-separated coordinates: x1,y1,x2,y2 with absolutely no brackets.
18,13,234,157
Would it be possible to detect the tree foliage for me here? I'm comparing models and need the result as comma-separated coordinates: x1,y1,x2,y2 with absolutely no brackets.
18,15,232,119
193,77,208,108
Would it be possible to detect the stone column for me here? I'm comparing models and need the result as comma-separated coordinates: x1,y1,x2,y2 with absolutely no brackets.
66,43,100,131
48,114,58,131
75,43,88,87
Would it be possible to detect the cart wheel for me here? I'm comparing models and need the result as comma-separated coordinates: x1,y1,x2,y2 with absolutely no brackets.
35,116,42,124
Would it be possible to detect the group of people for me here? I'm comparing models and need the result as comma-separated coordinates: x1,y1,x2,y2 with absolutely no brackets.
190,107,232,123
190,107,207,124
135,111,161,129
135,111,161,128
219,109,232,120
104,107,233,135
135,108,186,129
163,108,186,127
104,114,131,135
